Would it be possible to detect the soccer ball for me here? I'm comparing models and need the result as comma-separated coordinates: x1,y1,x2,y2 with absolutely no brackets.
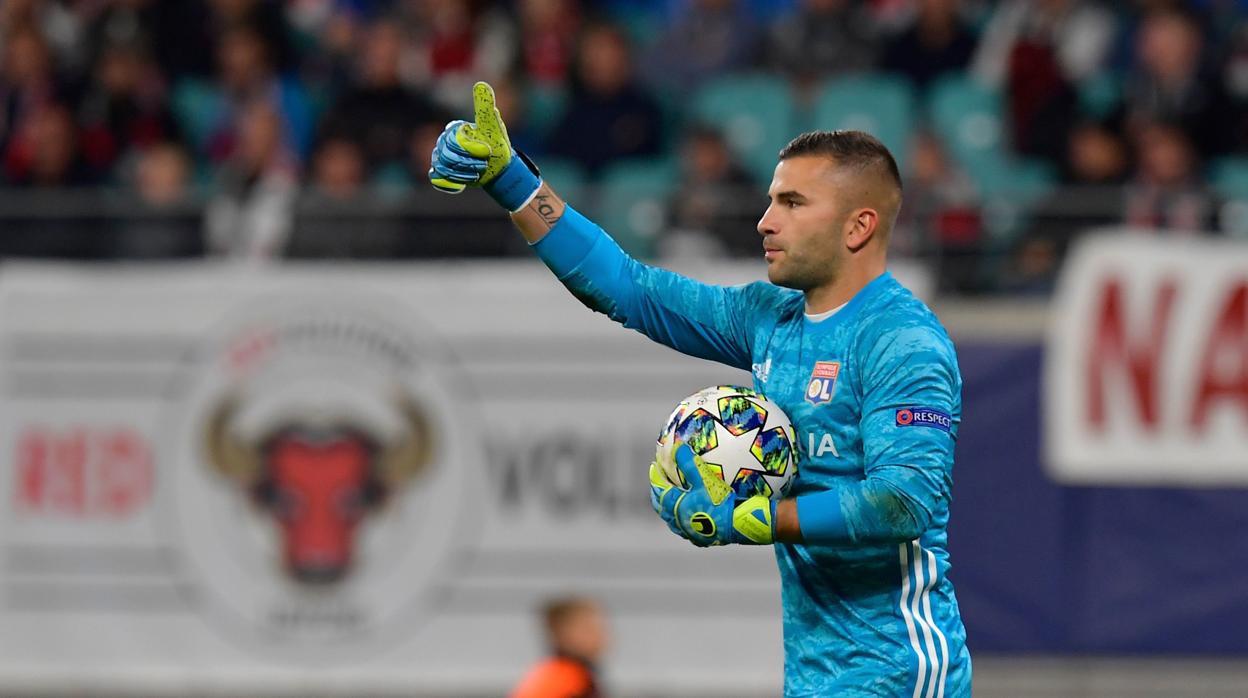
656,385,798,500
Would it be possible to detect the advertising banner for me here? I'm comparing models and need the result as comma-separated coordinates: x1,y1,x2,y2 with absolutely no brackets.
1045,233,1248,486
8,254,1248,688
0,261,808,696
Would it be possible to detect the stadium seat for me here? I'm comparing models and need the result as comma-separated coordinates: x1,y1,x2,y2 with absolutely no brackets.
1078,71,1123,120
536,158,587,204
593,157,679,259
170,79,223,155
926,75,1055,202
522,82,568,139
691,74,797,185
1209,157,1248,200
811,74,917,171
1209,157,1248,238
606,4,665,50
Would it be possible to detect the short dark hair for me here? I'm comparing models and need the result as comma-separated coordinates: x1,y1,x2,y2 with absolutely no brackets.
779,130,902,193
542,596,596,632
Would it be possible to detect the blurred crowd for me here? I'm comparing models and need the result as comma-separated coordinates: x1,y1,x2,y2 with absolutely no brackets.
3,0,1248,292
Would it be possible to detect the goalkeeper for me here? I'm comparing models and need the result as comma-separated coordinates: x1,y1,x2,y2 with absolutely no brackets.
430,83,971,697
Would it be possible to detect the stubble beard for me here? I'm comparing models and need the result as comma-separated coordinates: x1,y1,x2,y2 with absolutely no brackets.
768,249,841,292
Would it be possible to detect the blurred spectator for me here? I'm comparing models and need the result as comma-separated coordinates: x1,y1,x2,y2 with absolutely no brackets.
309,137,366,200
402,0,515,109
285,0,368,58
87,1,160,66
204,101,298,261
319,18,448,172
135,141,195,206
1123,121,1223,232
1000,235,1062,295
114,141,203,258
1062,120,1130,185
765,0,879,87
0,101,99,258
129,0,298,81
196,24,313,166
0,24,67,172
0,0,1238,286
1048,120,1130,244
643,0,759,91
546,24,663,177
5,103,92,187
208,0,298,73
1123,8,1235,158
76,41,181,182
288,135,406,259
286,1,359,89
0,0,89,76
881,0,977,92
1018,122,1131,293
510,596,608,698
894,131,981,293
661,124,760,259
973,0,1116,164
516,0,581,85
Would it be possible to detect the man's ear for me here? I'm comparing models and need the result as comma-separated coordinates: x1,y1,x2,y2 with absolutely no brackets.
845,207,879,252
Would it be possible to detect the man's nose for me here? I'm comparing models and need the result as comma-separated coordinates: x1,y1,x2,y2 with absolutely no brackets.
757,205,777,236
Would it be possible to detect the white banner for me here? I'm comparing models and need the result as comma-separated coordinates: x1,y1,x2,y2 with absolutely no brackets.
0,260,817,696
1045,232,1248,485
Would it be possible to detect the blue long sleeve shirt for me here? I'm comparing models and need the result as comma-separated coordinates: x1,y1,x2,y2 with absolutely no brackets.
532,205,971,697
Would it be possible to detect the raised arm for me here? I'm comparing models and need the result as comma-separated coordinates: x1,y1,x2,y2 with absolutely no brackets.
429,82,785,370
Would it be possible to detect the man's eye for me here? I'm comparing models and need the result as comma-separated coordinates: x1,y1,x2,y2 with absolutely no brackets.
787,200,800,209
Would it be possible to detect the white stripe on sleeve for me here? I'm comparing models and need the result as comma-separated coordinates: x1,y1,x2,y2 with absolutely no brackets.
923,548,951,698
899,543,930,698
909,541,942,698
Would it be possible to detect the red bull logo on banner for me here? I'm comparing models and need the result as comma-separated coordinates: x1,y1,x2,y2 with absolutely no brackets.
205,397,430,585
163,300,483,655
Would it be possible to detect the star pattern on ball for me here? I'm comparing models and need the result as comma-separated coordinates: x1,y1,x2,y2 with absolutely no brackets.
699,419,766,487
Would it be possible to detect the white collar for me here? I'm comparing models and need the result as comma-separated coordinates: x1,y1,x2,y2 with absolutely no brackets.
804,301,849,323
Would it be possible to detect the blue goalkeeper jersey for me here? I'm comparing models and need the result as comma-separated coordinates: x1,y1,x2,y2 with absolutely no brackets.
533,207,971,697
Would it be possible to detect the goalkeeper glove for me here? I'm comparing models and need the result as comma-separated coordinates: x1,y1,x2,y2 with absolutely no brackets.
650,443,776,547
428,81,542,212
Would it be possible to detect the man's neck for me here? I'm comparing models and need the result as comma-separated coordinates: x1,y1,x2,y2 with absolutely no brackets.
803,262,886,314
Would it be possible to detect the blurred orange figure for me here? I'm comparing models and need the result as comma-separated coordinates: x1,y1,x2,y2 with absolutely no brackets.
510,596,608,698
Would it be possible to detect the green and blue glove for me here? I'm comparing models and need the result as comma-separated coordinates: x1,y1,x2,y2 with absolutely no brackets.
650,443,776,547
428,81,541,211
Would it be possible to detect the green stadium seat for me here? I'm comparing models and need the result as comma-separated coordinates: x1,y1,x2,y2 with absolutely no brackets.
608,6,664,50
522,83,568,139
1209,158,1248,238
1210,157,1248,200
927,75,1006,181
926,75,1054,202
692,75,797,185
1078,71,1123,120
536,157,586,203
171,79,223,154
594,157,679,259
652,84,693,151
811,74,917,171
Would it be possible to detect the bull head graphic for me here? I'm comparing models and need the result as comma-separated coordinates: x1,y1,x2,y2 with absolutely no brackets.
205,396,432,585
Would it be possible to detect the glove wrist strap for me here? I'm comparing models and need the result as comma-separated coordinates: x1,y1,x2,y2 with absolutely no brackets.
732,497,777,545
484,151,542,212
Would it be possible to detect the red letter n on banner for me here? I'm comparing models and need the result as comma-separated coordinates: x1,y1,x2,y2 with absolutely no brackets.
1087,278,1176,432
1190,282,1248,431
